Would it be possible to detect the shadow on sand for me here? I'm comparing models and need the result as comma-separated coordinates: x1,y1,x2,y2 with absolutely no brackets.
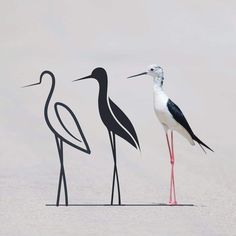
46,203,196,207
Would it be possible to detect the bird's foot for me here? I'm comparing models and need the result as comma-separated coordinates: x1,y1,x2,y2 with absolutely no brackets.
169,200,177,205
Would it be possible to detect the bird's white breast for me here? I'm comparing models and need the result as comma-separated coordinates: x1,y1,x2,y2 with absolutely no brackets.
153,85,178,131
153,84,194,145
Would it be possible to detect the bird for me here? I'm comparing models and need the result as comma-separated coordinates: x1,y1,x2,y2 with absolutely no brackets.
128,65,213,205
73,67,140,205
23,70,91,206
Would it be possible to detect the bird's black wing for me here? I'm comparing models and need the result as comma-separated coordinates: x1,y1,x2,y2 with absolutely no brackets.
109,98,140,150
167,99,213,152
54,102,91,153
167,99,194,137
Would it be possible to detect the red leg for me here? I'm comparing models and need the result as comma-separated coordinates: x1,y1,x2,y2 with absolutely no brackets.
171,131,177,205
166,132,173,204
166,131,177,205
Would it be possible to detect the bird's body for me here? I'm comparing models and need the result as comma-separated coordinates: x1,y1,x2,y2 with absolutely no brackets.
95,70,139,149
24,71,90,206
74,67,140,205
153,81,194,145
128,65,213,205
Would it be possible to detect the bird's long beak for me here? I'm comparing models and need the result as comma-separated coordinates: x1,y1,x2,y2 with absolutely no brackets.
22,82,41,88
73,75,92,82
127,72,147,79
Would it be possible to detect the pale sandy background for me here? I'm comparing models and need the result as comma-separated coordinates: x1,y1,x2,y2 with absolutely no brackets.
1,0,236,235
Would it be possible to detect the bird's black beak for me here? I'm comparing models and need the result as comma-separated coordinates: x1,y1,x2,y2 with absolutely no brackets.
127,72,147,79
73,75,92,82
22,82,41,88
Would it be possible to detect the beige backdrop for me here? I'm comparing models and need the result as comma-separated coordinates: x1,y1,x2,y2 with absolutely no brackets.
1,0,236,235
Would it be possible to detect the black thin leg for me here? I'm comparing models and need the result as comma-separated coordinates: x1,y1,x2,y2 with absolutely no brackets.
56,166,63,206
55,136,68,206
55,136,62,206
108,131,115,205
112,132,121,205
59,139,68,206
108,131,121,205
111,165,116,205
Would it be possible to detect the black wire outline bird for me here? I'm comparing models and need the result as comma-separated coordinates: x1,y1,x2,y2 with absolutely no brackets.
23,71,91,206
73,67,140,205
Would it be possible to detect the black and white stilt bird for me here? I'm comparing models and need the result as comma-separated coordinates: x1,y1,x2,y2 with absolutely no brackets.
23,71,91,206
128,65,213,205
73,67,140,205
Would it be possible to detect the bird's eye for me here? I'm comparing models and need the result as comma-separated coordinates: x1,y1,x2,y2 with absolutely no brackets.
150,68,154,71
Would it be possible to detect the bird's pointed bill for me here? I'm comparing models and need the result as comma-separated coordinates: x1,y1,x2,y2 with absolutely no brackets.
22,82,41,88
73,75,91,82
127,72,147,79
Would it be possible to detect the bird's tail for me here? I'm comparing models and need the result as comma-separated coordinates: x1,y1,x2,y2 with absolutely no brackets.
193,134,214,153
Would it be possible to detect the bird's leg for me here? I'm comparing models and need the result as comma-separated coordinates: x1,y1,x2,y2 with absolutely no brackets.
112,132,121,205
108,131,121,205
108,131,116,205
55,136,68,206
166,131,177,205
166,131,173,203
59,139,68,206
171,131,177,205
55,136,62,206
111,164,116,205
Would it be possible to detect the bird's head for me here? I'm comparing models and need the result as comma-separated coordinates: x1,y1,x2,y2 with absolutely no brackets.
73,67,107,82
22,71,54,88
127,64,164,86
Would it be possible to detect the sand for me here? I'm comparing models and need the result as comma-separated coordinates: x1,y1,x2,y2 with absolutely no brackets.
1,1,236,235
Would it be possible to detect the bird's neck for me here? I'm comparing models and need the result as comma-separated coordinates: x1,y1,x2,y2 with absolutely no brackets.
153,77,168,107
44,74,56,115
97,78,109,106
153,77,164,93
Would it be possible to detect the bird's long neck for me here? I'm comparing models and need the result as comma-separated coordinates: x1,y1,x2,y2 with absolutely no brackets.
153,76,168,106
97,77,109,108
153,77,164,94
42,71,56,117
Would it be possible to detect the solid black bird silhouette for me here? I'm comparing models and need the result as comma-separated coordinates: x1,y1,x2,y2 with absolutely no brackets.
23,71,91,206
73,67,140,205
